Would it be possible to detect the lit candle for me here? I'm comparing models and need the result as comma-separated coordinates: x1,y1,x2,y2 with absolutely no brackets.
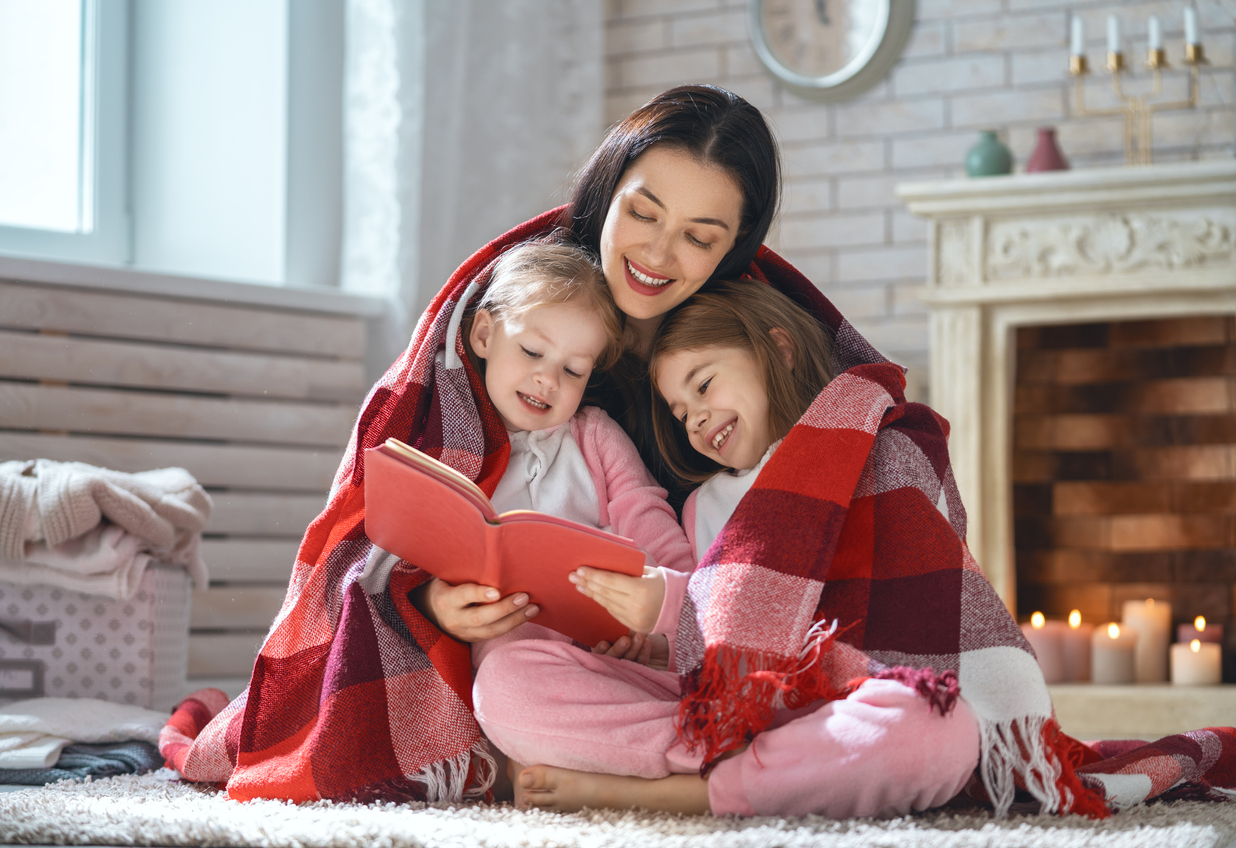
1061,609,1094,682
1177,615,1223,645
1122,598,1172,682
1071,17,1085,56
1148,15,1162,50
1092,622,1138,684
1184,7,1199,45
1171,638,1221,685
1107,14,1122,53
1020,611,1066,683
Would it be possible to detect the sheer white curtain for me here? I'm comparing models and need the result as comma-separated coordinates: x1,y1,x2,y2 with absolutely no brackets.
341,0,603,353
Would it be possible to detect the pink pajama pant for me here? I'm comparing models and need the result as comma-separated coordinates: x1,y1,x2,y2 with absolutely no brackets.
472,639,981,818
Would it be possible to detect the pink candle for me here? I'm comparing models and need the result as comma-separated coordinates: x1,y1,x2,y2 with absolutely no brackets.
1021,612,1066,684
1061,609,1094,682
1177,615,1223,645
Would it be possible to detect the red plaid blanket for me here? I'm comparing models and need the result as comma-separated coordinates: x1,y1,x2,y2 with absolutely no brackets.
672,273,1236,816
161,209,1236,814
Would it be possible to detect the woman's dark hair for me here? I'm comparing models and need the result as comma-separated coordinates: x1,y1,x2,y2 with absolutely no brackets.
564,84,780,285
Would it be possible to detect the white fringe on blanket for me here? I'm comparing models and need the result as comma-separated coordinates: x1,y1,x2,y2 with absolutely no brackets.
978,714,1065,818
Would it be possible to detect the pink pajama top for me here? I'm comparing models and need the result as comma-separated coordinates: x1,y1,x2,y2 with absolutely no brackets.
471,405,694,669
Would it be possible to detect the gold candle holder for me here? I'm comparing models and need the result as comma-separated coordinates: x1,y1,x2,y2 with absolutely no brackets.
1070,40,1204,165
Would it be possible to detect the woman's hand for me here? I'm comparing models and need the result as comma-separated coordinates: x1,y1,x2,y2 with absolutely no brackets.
593,632,669,671
410,577,539,642
570,565,665,634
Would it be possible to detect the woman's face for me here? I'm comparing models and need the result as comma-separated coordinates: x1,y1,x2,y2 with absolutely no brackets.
599,146,744,325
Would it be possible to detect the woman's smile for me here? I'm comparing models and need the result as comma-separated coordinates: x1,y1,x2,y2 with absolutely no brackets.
625,258,673,292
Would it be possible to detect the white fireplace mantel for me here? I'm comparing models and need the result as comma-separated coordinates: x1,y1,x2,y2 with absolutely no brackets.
896,160,1236,610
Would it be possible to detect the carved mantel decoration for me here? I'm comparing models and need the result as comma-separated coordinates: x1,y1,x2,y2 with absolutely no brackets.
897,161,1236,610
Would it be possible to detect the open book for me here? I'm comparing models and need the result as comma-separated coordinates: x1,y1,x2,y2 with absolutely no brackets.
364,438,647,646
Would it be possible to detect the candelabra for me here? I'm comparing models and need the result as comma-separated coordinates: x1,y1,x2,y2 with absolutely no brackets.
1068,10,1205,166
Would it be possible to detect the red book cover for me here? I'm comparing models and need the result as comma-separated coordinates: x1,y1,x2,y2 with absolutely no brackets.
364,438,646,646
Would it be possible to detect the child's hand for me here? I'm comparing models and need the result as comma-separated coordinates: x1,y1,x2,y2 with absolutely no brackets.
593,632,669,671
409,577,539,642
570,565,665,634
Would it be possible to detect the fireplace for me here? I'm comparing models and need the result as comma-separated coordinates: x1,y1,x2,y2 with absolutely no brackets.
1012,315,1236,681
896,159,1236,635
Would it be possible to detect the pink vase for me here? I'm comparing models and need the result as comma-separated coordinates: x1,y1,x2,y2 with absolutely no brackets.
1026,127,1069,172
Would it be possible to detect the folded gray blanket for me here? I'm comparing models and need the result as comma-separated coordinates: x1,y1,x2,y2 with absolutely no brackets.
0,741,163,785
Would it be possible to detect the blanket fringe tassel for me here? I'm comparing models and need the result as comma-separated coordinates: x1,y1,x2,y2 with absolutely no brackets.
406,739,497,804
978,715,1109,819
678,618,850,772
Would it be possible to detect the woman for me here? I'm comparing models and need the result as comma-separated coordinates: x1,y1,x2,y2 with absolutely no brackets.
413,84,779,642
161,85,1234,817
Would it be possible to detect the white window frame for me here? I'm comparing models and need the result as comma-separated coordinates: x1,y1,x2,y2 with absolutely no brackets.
0,0,129,266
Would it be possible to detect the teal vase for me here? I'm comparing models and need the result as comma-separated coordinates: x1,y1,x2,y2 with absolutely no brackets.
965,130,1013,177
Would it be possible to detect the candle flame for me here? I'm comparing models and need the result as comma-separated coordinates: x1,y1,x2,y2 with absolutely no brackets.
1195,616,1206,632
1031,611,1045,629
1191,639,1202,653
1108,623,1121,639
1069,610,1082,629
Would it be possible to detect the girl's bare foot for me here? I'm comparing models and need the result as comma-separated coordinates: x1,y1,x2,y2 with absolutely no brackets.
515,764,710,814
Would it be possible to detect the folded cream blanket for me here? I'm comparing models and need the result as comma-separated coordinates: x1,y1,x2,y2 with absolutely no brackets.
0,697,169,769
0,460,211,597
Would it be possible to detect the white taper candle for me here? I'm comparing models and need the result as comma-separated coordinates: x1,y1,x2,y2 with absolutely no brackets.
1071,16,1085,56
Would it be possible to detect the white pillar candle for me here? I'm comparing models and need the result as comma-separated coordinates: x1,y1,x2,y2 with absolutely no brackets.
1071,16,1085,56
1021,612,1066,684
1148,15,1163,50
1184,7,1199,45
1061,609,1094,682
1171,639,1221,685
1092,622,1138,684
1122,598,1172,683
1107,14,1122,53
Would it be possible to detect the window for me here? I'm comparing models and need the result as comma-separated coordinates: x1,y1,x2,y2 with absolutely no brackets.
0,0,129,264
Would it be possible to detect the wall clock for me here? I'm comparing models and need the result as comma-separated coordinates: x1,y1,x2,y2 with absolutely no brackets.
749,0,916,102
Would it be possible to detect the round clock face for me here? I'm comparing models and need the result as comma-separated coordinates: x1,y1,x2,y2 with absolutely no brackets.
758,0,884,80
749,0,914,101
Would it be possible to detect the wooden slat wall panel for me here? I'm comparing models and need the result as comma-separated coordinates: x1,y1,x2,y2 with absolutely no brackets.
200,539,300,583
207,493,325,536
188,634,264,678
0,279,365,358
0,330,367,403
0,278,370,687
190,587,287,630
0,433,339,491
0,383,355,446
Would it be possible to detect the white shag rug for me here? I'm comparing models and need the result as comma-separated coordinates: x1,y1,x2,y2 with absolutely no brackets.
2,771,1236,848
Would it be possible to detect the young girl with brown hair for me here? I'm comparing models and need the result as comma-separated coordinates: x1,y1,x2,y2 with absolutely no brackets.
486,280,982,817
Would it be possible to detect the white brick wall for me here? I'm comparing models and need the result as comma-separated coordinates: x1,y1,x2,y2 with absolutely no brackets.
604,0,1236,404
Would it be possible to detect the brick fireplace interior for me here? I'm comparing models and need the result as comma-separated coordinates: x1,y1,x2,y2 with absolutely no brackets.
1013,314,1236,681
